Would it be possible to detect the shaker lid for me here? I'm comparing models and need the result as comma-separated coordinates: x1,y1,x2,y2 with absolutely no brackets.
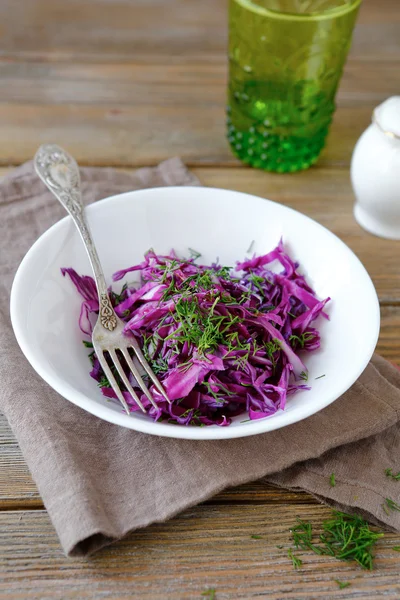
373,96,400,139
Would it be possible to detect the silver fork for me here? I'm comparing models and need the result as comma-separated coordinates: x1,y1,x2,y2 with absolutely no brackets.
34,144,169,415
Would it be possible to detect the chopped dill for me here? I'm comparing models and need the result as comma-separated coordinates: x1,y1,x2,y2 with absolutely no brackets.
150,357,169,375
247,239,255,253
250,534,262,539
287,548,302,569
201,588,216,599
385,468,400,481
330,473,336,487
291,517,324,555
290,512,384,570
188,247,202,260
98,375,111,388
249,274,265,295
319,511,384,569
335,580,350,589
289,331,314,349
383,498,400,514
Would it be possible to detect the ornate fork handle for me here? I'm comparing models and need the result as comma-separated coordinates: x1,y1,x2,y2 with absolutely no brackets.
34,144,117,332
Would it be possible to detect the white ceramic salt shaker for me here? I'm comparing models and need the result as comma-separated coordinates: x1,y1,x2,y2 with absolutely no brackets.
351,96,400,239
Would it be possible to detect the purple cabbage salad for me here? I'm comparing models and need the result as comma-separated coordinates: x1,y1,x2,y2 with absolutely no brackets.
62,239,330,427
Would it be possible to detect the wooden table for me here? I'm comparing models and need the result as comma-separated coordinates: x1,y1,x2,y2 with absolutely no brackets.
1,1,400,597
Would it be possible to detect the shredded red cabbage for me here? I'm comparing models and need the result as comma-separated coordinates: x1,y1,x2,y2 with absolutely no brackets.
63,239,330,426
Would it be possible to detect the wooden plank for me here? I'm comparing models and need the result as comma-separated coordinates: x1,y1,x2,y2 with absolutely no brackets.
0,56,397,167
0,60,396,106
0,0,397,63
0,507,399,599
1,304,400,509
0,0,396,169
0,2,397,169
0,102,391,168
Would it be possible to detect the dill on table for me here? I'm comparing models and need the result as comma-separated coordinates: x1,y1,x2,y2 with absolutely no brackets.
201,589,216,599
330,473,336,487
250,534,262,539
335,580,351,589
291,518,324,555
385,468,400,481
287,548,302,569
319,512,384,570
290,512,384,570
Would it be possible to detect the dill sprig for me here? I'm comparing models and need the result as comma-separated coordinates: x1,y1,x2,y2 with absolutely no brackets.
97,362,122,389
385,468,400,481
287,548,302,569
335,580,351,589
110,281,128,305
188,247,201,260
383,497,400,515
265,339,281,371
247,239,255,253
170,296,240,354
289,331,314,349
249,274,266,295
202,381,233,404
201,588,216,599
149,356,169,375
98,375,111,388
291,518,325,555
290,512,384,570
320,511,384,569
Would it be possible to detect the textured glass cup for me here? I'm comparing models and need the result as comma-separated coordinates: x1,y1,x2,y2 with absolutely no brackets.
227,0,362,172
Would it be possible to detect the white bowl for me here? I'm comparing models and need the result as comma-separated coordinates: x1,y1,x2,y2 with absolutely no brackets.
10,186,380,440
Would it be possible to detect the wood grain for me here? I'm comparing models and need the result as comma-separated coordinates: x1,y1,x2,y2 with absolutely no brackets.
1,61,396,106
0,79,397,168
0,102,378,166
0,0,397,167
0,0,397,63
0,507,399,599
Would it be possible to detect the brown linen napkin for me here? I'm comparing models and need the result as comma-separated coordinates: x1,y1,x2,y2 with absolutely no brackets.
1,160,400,557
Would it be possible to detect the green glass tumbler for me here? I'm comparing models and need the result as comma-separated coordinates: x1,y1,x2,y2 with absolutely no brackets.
227,0,362,172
